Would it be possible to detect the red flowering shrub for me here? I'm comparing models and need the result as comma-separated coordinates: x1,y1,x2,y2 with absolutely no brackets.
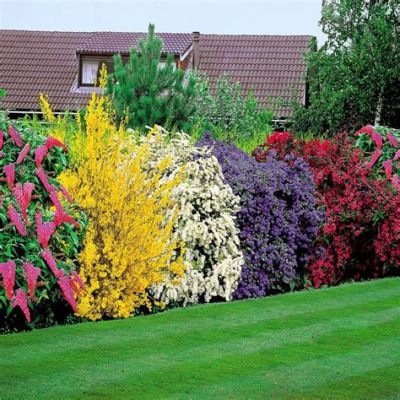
374,198,400,268
255,131,400,288
0,118,86,333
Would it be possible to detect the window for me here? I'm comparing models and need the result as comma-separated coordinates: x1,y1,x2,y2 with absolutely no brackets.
159,61,176,70
82,60,99,85
79,57,115,87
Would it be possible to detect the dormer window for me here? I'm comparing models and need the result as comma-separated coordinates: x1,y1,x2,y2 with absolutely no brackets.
78,54,178,88
78,56,115,87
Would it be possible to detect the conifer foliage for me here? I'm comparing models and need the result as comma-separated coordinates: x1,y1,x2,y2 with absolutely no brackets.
106,24,196,130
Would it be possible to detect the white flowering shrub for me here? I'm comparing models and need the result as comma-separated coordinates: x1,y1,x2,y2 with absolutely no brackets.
141,127,243,305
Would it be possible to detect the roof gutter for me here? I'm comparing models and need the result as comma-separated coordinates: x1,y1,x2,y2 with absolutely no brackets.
7,110,77,116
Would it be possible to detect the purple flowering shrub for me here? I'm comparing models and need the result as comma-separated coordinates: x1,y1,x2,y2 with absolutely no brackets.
198,133,322,299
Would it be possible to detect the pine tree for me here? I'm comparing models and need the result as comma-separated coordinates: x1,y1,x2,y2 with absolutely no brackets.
106,24,196,130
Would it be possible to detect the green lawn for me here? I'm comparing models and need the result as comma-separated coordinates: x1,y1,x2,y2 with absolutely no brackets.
0,278,399,400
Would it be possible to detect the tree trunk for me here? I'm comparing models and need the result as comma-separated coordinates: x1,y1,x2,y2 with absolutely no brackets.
374,88,384,125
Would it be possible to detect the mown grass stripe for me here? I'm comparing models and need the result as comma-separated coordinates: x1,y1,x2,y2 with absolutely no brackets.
3,277,399,342
0,278,398,400
2,289,398,370
2,278,399,362
295,363,400,400
74,323,400,399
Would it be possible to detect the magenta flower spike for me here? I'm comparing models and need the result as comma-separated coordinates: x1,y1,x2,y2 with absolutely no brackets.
22,262,41,298
60,185,73,203
372,132,383,149
13,182,35,223
58,275,77,312
36,168,55,193
7,204,27,236
11,289,31,322
49,191,80,228
34,145,48,168
35,212,56,248
71,270,85,290
8,126,23,147
355,125,374,136
387,132,399,148
382,160,393,179
0,260,16,300
41,249,63,278
16,143,31,164
45,136,67,152
3,163,15,191
366,148,382,168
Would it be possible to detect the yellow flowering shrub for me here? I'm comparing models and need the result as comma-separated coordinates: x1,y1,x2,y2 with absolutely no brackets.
58,92,184,320
39,93,56,122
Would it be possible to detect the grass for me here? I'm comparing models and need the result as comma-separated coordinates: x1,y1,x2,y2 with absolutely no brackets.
0,278,399,399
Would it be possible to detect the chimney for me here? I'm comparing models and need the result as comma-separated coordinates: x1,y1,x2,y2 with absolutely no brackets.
192,31,200,69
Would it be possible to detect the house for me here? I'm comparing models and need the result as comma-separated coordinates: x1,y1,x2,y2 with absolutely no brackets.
0,29,314,118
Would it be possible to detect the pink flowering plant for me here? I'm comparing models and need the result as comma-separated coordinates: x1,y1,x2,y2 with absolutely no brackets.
355,125,400,190
0,117,87,333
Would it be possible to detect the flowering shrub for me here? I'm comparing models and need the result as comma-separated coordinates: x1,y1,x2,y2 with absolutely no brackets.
259,131,400,288
142,128,243,306
199,133,321,298
0,118,86,333
58,95,184,320
355,125,400,189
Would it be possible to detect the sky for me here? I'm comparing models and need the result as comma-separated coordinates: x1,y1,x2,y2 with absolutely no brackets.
0,0,326,45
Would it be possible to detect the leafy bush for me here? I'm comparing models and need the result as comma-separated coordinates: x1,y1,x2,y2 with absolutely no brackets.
58,95,184,320
190,74,273,152
260,131,400,288
199,133,321,298
291,1,400,136
0,118,86,333
355,125,400,188
142,128,243,306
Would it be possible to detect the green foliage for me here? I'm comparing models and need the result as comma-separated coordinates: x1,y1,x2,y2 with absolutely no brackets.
106,24,196,130
19,112,78,148
292,0,400,136
0,89,6,111
191,125,269,154
189,74,273,152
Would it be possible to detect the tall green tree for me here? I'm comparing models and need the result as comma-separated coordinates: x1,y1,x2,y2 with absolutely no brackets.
106,24,196,130
292,0,400,135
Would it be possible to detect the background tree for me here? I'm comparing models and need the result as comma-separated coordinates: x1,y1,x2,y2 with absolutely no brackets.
106,24,196,130
292,0,400,136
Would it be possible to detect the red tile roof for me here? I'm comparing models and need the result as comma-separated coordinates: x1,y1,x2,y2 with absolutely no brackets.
0,30,192,112
77,32,192,56
198,34,313,117
0,30,313,117
0,30,91,111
